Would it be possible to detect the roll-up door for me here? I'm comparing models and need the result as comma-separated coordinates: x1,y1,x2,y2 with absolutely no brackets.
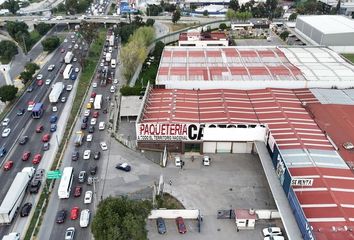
217,142,232,153
203,142,216,153
232,142,247,153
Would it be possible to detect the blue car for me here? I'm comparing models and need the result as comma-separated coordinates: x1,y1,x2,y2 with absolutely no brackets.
0,147,7,157
70,74,77,80
50,124,57,132
50,115,57,123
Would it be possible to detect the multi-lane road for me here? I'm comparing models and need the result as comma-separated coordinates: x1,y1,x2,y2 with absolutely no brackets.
38,30,120,240
0,31,87,238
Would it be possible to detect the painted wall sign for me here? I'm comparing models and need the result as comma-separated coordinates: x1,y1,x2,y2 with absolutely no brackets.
291,178,314,186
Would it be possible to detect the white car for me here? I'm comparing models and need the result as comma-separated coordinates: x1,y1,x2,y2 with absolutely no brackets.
66,85,73,91
86,134,93,142
203,156,210,166
36,74,43,80
100,142,108,151
47,64,55,71
79,209,91,228
92,82,97,88
1,118,10,126
73,57,77,62
98,122,105,130
52,106,58,112
89,98,94,103
45,79,52,85
262,227,282,237
2,128,11,138
100,62,104,67
84,191,92,204
83,150,91,160
264,236,284,240
64,38,68,43
113,79,118,84
110,86,115,93
27,103,35,111
175,156,181,167
90,118,97,125
84,109,91,117
75,67,80,73
65,227,75,240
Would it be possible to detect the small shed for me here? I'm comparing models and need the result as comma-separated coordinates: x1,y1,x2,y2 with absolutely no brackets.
234,208,257,230
119,96,143,122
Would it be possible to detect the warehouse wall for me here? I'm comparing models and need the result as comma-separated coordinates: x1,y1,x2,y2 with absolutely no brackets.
324,32,354,46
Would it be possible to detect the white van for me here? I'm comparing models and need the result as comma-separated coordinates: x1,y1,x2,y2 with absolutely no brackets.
99,122,105,130
175,156,181,167
111,59,116,68
80,209,91,228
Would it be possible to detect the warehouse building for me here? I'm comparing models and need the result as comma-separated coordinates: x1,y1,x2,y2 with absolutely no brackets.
295,15,354,53
156,46,354,89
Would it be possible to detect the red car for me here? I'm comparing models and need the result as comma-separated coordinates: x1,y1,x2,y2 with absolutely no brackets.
74,186,82,197
36,125,44,133
32,154,42,164
70,207,79,220
176,217,187,234
37,80,43,86
61,48,65,53
91,92,96,98
3,160,13,171
22,151,31,161
93,111,99,118
42,133,50,142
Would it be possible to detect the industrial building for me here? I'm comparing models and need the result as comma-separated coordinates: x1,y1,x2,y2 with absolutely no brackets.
135,45,354,240
178,32,229,47
155,46,354,89
295,15,354,53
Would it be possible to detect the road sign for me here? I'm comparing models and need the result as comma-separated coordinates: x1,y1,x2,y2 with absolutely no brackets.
47,170,62,179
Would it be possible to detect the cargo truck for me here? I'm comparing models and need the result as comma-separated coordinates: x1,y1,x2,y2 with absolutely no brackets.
105,52,111,62
49,82,65,103
0,167,35,224
74,131,84,147
64,51,74,64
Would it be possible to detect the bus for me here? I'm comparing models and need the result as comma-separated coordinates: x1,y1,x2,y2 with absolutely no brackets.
94,94,102,110
32,103,44,119
58,167,74,199
63,64,73,80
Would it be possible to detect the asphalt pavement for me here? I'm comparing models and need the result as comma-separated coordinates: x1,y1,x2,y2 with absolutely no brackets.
0,32,84,238
38,29,119,240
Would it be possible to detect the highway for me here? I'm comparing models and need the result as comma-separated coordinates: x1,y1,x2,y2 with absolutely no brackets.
38,29,119,240
0,32,86,238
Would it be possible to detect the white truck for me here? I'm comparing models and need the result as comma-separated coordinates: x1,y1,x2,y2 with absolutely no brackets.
0,167,35,224
49,82,65,103
108,35,114,47
94,94,103,110
105,52,111,62
64,51,74,64
74,131,84,147
2,232,20,240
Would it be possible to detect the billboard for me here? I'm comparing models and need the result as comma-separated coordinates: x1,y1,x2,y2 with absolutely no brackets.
136,123,265,141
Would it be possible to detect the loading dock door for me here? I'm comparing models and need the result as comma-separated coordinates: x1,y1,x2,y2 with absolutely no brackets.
203,142,216,153
217,142,232,153
232,142,254,153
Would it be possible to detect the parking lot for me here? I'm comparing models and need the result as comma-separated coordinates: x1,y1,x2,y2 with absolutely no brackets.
100,139,279,239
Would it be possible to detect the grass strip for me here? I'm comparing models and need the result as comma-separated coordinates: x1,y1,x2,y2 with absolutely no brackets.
24,29,106,240
342,54,354,64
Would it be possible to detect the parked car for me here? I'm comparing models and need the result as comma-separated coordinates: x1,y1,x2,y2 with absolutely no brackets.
99,122,105,130
262,227,282,237
56,209,67,224
176,217,187,234
115,163,131,172
156,217,166,234
84,110,91,117
100,142,108,151
50,124,57,132
50,115,58,123
42,133,50,142
66,84,73,91
43,142,50,151
65,227,75,240
79,209,91,228
93,151,100,160
20,203,32,217
264,236,285,240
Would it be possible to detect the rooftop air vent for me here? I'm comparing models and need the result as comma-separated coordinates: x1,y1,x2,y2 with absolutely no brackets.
343,142,354,150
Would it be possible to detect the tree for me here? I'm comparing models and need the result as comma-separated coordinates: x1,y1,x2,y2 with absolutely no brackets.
336,0,341,14
146,4,162,16
219,23,227,30
79,21,99,46
2,0,19,14
19,71,32,84
41,36,60,52
265,0,278,19
279,30,290,41
288,13,298,21
6,21,29,40
0,85,18,102
133,15,144,26
153,41,165,61
121,37,147,80
172,9,181,23
92,197,152,240
118,24,138,44
146,18,155,26
131,26,156,47
25,62,39,75
229,0,240,11
35,22,52,36
203,10,209,16
0,40,18,63
226,9,237,21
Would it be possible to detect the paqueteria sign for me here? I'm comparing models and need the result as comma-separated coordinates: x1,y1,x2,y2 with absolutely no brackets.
137,123,257,141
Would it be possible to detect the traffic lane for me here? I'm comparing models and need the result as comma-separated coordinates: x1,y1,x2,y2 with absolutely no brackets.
49,75,114,240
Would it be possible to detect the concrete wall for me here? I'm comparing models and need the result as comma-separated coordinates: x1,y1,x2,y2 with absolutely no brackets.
256,209,281,219
148,209,200,219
